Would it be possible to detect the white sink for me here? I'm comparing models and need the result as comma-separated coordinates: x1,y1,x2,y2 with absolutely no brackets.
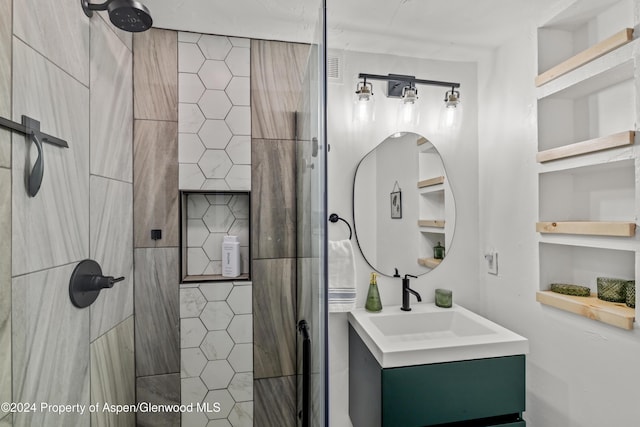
348,303,528,368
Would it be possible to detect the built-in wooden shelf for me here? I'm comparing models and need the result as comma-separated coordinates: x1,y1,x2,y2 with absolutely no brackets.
417,257,442,268
537,131,635,163
536,291,635,330
417,176,445,188
536,221,636,237
418,220,445,228
535,28,634,87
417,137,429,146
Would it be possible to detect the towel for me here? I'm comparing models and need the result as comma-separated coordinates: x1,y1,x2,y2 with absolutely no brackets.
328,239,356,312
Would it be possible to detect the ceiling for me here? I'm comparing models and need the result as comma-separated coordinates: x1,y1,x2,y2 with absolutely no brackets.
144,0,567,61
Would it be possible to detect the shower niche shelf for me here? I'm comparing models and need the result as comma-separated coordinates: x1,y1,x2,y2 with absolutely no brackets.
536,0,638,328
180,190,251,283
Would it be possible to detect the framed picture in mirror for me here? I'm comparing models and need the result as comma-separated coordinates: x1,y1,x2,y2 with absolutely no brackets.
391,190,402,219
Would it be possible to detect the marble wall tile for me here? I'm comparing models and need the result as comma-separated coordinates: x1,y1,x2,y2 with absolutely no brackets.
251,139,296,259
179,163,206,190
0,0,11,168
179,133,206,163
96,11,133,51
133,29,178,121
252,259,296,379
12,263,90,427
229,401,253,427
90,316,135,427
90,16,133,182
89,176,134,341
178,42,205,73
0,169,10,418
133,120,179,247
14,0,90,85
254,376,296,427
12,39,90,276
135,248,180,376
198,35,231,60
136,374,180,427
251,40,310,140
226,165,251,191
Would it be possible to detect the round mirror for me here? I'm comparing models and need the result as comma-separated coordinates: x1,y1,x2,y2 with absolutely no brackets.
352,132,456,277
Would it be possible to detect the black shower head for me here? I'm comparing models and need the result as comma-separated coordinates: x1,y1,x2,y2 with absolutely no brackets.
82,0,153,33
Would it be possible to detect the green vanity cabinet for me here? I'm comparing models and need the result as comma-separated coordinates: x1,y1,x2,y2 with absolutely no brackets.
349,325,526,427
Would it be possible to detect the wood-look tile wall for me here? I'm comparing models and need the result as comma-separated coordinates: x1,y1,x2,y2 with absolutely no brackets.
132,28,180,426
133,29,179,248
134,29,178,121
133,120,179,247
251,139,297,259
251,40,309,140
253,258,297,378
251,39,310,427
254,376,297,427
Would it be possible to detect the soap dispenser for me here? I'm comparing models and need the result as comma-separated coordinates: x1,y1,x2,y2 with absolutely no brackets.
365,272,382,312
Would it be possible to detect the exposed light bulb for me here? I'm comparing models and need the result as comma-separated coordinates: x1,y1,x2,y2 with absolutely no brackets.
352,80,375,122
440,89,462,134
396,86,419,126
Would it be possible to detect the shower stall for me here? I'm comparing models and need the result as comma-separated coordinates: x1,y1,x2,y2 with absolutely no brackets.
0,0,327,426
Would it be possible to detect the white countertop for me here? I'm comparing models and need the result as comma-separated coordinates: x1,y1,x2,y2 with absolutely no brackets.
348,303,529,368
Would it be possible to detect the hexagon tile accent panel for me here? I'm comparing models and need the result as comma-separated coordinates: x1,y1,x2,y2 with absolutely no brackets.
180,276,254,426
179,34,251,191
179,32,253,427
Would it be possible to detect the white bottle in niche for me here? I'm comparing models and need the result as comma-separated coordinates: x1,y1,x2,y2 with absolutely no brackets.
222,235,241,278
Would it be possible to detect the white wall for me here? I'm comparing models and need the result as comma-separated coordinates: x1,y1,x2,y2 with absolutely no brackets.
478,23,640,427
327,50,479,426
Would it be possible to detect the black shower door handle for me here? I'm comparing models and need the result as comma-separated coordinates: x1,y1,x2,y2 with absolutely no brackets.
298,319,311,427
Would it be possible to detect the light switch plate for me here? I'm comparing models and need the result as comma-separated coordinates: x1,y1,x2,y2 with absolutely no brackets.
485,250,498,275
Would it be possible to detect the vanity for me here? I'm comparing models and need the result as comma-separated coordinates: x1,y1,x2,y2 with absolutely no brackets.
348,304,529,427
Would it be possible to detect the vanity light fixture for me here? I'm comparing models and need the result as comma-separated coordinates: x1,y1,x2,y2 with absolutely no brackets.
352,78,375,122
353,73,461,128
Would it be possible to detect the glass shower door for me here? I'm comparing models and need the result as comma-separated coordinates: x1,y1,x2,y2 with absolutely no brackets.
296,2,327,426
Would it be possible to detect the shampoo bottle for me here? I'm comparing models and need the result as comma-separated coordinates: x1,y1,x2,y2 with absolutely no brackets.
222,235,241,278
365,272,382,312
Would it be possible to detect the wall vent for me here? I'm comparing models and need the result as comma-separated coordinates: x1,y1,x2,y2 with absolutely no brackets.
327,52,343,84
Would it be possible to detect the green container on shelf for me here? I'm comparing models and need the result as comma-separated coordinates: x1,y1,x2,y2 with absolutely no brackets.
597,277,627,303
626,280,635,308
433,242,445,260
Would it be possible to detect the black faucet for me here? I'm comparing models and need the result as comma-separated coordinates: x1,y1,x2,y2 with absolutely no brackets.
401,274,421,311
